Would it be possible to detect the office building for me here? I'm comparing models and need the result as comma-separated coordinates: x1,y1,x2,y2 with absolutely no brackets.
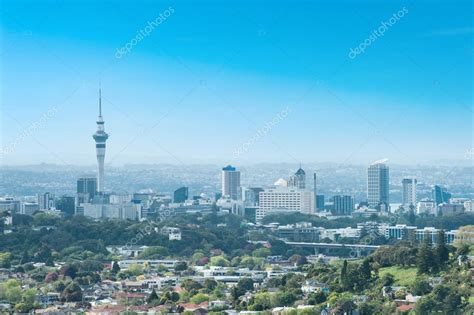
367,160,389,210
381,225,459,245
83,202,141,220
55,196,75,216
274,223,321,242
402,177,417,206
464,200,474,212
383,224,417,240
37,192,55,210
109,193,132,204
216,197,245,216
432,185,451,205
0,197,21,213
173,187,189,203
332,195,354,215
92,87,109,193
221,165,241,200
21,202,39,216
316,195,325,211
438,203,464,216
257,185,315,222
320,227,361,241
244,187,264,206
416,199,437,215
77,177,97,205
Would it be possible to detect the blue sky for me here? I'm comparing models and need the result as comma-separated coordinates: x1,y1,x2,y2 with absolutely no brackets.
1,0,472,166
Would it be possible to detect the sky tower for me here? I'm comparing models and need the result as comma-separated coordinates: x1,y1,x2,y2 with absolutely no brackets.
92,86,109,193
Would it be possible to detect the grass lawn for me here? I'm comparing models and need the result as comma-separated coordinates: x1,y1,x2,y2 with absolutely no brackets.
379,266,418,287
469,296,474,304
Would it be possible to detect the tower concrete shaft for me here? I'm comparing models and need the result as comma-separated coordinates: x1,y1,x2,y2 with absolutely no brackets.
92,87,109,193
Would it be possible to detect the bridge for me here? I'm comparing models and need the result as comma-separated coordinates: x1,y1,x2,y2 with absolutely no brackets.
283,241,381,257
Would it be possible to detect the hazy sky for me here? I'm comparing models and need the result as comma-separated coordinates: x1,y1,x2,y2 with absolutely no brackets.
1,0,472,166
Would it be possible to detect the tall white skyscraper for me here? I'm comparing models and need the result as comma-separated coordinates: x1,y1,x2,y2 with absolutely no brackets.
92,87,109,193
221,165,241,200
402,177,417,206
367,160,389,210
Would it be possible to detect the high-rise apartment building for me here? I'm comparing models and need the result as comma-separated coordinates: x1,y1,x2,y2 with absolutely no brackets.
332,195,354,215
37,192,55,210
402,177,417,206
221,165,241,200
367,161,389,210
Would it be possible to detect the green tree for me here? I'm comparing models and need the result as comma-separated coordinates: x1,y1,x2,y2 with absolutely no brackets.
210,256,230,267
0,252,11,268
252,247,271,258
415,295,437,314
61,282,83,302
60,264,78,279
190,293,209,304
203,279,218,293
236,277,254,296
21,288,37,310
127,263,144,276
175,261,188,272
15,302,33,313
1,279,22,304
340,260,349,290
358,259,372,283
417,237,434,274
443,292,463,313
138,246,169,259
410,277,432,296
435,230,449,269
20,249,30,265
147,289,159,304
182,279,203,293
111,261,121,274
380,273,394,286
307,291,326,305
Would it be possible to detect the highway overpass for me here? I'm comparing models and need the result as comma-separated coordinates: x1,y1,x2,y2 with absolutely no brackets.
283,241,381,257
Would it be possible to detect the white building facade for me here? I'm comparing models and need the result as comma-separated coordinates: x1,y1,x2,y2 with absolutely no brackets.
402,177,417,206
257,186,315,222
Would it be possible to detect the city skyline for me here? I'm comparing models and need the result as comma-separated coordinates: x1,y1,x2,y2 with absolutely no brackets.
0,2,473,314
1,0,473,166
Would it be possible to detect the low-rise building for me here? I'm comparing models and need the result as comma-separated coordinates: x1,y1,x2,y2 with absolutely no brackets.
83,202,141,220
117,259,181,270
438,203,464,216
